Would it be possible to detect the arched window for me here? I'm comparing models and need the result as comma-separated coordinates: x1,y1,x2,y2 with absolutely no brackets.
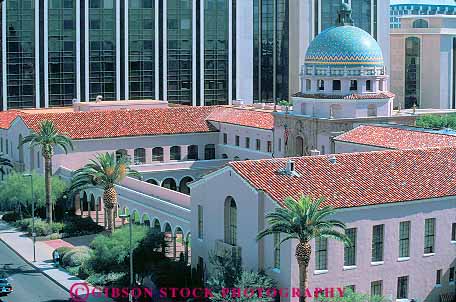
405,37,421,108
146,178,158,185
170,146,181,161
222,154,228,159
350,80,358,91
368,104,378,117
321,145,325,155
187,145,198,160
412,19,428,28
134,148,146,164
204,144,215,160
224,197,237,246
317,80,325,91
332,80,341,91
82,192,88,211
330,104,342,118
366,80,372,92
161,178,177,191
116,149,128,161
179,176,194,195
233,156,240,161
296,136,304,156
152,147,164,162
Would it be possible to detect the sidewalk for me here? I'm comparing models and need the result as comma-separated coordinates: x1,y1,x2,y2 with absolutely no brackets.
0,221,112,301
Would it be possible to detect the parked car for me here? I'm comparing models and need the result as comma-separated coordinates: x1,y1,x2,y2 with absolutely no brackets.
0,274,13,296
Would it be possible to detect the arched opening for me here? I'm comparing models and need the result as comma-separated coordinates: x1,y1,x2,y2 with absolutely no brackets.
350,80,358,91
82,192,88,213
296,136,304,156
187,145,198,160
170,146,181,161
174,227,184,260
152,147,164,162
162,178,177,191
185,233,192,264
89,194,96,219
142,214,150,227
224,197,237,246
366,80,372,92
132,210,141,225
317,79,325,91
221,154,228,159
163,223,173,257
412,19,428,29
146,178,158,185
179,176,194,195
233,156,240,161
115,149,128,161
18,134,24,164
96,197,102,225
204,144,215,160
330,104,342,119
368,104,378,117
134,148,146,165
405,37,420,108
332,80,341,91
153,219,161,233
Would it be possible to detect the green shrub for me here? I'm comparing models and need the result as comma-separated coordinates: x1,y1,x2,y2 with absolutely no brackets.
50,222,64,234
2,212,19,222
86,272,126,286
62,215,104,236
49,233,61,240
77,262,93,279
61,247,91,268
55,246,73,260
66,266,80,276
14,218,34,231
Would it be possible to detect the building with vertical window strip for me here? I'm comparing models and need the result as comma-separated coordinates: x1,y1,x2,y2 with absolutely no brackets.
0,0,389,110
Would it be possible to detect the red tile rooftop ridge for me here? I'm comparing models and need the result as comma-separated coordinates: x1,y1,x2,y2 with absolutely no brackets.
293,91,395,99
0,110,24,129
229,147,456,209
207,106,274,130
335,125,456,149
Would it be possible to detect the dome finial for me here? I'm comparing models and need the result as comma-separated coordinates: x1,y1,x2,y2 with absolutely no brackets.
337,1,354,26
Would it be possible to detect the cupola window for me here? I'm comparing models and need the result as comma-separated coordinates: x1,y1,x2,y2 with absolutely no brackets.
306,79,311,91
318,80,325,91
332,80,341,91
350,80,358,91
366,80,372,92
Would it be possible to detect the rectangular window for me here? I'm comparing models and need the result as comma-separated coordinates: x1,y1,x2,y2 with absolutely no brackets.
315,237,328,270
397,276,409,299
450,267,455,282
371,280,383,296
436,269,442,285
245,137,250,149
344,228,357,266
256,139,261,151
452,223,456,241
424,218,436,254
399,221,411,258
223,133,227,145
5,139,8,154
197,205,203,239
235,135,240,146
267,141,272,153
278,138,282,152
372,224,384,262
0,138,3,153
273,233,280,269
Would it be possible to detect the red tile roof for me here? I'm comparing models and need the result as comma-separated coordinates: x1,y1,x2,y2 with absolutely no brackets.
21,107,219,139
335,125,456,149
293,92,395,99
207,106,274,130
229,147,456,209
0,111,23,129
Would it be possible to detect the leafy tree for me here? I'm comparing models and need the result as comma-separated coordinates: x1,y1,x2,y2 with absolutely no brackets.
0,171,67,216
256,195,349,302
20,120,73,223
0,153,12,179
70,152,141,232
133,230,167,284
416,113,456,129
317,288,391,302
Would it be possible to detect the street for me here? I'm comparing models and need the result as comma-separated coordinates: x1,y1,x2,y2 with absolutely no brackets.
0,239,70,302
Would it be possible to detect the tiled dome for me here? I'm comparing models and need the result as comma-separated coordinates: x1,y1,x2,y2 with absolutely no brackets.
305,26,384,68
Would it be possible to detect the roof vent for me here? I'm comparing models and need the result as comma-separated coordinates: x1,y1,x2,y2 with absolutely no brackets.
328,155,337,164
95,95,103,103
310,149,321,156
278,159,300,177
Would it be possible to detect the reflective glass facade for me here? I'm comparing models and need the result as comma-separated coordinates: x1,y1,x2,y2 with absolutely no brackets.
128,0,155,99
6,0,36,108
404,37,420,108
253,0,289,103
204,0,228,106
48,0,77,107
88,0,116,101
167,0,192,105
390,4,456,28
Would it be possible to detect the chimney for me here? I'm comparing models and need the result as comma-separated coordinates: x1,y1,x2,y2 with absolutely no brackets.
328,155,337,164
310,149,321,156
286,159,295,174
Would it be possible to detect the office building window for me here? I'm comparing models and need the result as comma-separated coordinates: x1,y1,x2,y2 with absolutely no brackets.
399,221,411,258
450,267,455,283
371,280,382,297
315,237,328,270
424,218,436,254
223,133,227,144
273,233,280,269
344,228,356,266
278,138,282,152
256,139,261,151
397,276,409,299
245,137,250,149
452,223,456,241
405,37,421,108
436,269,442,285
235,135,240,146
372,224,384,262
197,205,203,239
267,141,272,153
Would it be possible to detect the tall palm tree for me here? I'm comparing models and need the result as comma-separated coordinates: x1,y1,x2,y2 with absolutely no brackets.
257,195,349,302
0,153,12,179
70,152,141,233
20,120,73,224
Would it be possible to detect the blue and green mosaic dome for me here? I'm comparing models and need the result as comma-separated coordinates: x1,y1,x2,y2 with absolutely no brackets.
305,26,384,68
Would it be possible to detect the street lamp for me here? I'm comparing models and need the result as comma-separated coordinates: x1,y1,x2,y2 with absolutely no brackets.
118,212,133,302
22,173,36,262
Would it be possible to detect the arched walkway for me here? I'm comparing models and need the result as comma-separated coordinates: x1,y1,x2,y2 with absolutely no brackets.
153,219,161,233
163,223,173,256
179,176,193,195
132,210,141,225
162,178,177,191
174,227,184,260
146,178,158,185
142,214,150,227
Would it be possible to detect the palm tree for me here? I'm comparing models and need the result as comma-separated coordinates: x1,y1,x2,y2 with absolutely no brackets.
0,153,12,180
20,120,73,224
256,195,349,302
70,152,141,233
